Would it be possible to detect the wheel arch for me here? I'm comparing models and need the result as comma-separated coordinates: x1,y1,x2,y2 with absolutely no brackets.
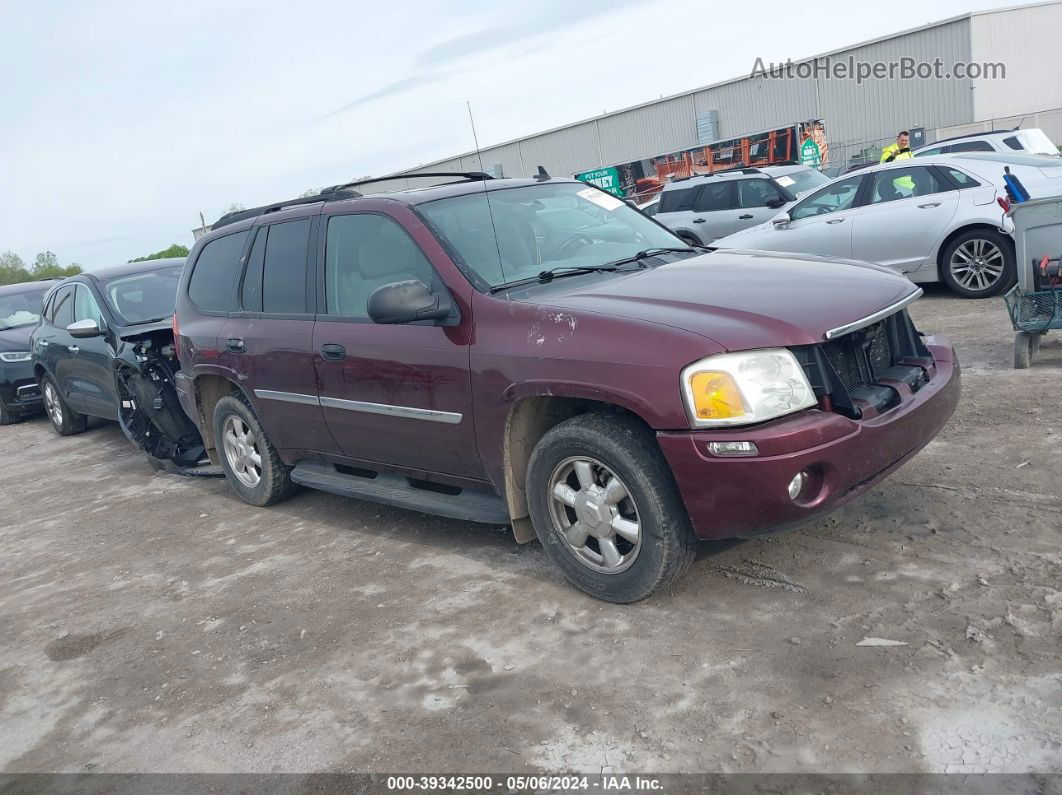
191,373,252,464
935,223,1014,269
501,393,658,544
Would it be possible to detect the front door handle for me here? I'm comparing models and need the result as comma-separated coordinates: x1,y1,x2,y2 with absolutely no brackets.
918,202,941,208
692,218,706,223
68,345,80,354
738,214,754,220
825,217,846,224
321,343,346,361
226,338,247,353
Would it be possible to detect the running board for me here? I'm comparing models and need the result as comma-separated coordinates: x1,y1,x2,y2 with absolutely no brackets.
290,461,511,525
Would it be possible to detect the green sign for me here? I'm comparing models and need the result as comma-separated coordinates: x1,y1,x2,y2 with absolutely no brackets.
799,138,822,168
575,166,622,196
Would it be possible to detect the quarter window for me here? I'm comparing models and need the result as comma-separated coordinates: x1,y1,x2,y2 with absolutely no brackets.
188,231,250,313
1003,136,1023,151
942,167,980,188
325,214,437,318
261,219,310,314
790,176,862,221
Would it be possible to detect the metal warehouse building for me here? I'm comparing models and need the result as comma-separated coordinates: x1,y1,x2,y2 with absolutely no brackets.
371,1,1062,195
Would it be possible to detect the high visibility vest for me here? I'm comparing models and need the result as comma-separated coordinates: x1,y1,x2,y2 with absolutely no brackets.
880,143,914,164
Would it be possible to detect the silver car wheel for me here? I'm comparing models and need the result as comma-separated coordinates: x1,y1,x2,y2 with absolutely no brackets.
222,415,262,488
43,382,63,428
547,456,641,574
949,238,1005,292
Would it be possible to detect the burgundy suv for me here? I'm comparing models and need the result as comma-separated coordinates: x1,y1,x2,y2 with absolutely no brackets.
172,173,959,602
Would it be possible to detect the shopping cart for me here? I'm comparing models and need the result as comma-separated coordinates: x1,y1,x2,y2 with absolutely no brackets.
1004,190,1062,368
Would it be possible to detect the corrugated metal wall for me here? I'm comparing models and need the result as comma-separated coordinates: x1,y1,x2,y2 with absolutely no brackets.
365,12,1017,192
970,2,1062,121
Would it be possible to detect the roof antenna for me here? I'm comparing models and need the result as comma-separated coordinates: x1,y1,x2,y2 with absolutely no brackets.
534,165,551,182
1013,116,1026,130
467,100,508,288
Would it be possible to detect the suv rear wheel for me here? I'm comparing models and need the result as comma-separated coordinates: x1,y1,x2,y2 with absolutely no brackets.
941,229,1015,298
213,393,298,506
41,375,88,436
526,413,696,603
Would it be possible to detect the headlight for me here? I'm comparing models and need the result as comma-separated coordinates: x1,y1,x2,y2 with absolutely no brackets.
0,351,31,363
681,349,816,427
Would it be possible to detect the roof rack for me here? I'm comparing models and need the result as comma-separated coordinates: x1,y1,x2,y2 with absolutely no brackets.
212,172,494,230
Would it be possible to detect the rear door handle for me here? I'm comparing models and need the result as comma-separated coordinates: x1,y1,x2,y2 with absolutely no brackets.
692,218,706,223
321,343,346,361
68,345,80,354
226,338,246,353
825,217,846,224
738,214,754,220
918,202,941,208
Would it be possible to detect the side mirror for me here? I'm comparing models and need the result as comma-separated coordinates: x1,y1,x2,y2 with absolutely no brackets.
67,318,104,338
367,280,453,325
765,197,787,209
771,212,792,228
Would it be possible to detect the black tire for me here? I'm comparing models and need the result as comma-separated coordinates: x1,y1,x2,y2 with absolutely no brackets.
41,374,88,436
1014,332,1033,369
0,401,21,426
212,393,298,506
526,412,696,603
940,229,1016,299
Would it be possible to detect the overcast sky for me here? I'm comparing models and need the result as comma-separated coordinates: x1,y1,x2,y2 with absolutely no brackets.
0,0,1021,269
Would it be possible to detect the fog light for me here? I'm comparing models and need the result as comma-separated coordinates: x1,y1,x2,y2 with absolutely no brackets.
707,441,759,457
787,472,806,501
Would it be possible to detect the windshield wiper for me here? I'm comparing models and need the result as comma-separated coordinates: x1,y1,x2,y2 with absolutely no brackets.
601,246,699,269
489,265,620,293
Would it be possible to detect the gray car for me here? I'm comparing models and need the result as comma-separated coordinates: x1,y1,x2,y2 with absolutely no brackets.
712,153,1062,298
654,165,830,246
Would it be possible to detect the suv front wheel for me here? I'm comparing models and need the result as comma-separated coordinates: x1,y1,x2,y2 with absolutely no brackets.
212,393,298,506
526,413,696,603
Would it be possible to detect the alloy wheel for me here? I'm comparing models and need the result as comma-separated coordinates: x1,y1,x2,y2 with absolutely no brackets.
43,382,63,428
222,415,263,488
949,238,1005,292
547,456,641,574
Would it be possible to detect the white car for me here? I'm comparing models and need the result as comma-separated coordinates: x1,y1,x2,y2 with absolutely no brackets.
914,128,1059,159
712,153,1062,298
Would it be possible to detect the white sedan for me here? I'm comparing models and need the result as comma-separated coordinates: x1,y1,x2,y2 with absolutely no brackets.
712,153,1062,298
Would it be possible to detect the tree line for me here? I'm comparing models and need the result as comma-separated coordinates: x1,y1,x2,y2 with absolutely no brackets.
0,244,191,286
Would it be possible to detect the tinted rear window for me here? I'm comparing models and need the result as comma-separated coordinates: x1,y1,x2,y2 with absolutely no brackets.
658,187,696,213
262,219,311,314
188,231,250,312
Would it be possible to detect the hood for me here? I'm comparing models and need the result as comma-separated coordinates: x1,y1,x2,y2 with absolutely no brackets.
536,250,919,350
0,324,35,352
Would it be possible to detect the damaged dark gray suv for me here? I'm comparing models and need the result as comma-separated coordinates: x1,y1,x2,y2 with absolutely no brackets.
30,258,206,468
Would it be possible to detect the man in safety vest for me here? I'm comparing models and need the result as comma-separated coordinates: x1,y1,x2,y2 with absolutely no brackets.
880,130,914,163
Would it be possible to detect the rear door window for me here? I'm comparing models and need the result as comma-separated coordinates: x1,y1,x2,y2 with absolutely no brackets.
658,187,696,213
692,182,733,212
948,140,994,153
241,226,268,312
188,231,250,313
261,219,311,314
50,285,75,328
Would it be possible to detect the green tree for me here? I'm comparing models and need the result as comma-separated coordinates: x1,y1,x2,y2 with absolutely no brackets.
0,251,31,286
30,251,81,280
129,243,190,263
223,202,245,215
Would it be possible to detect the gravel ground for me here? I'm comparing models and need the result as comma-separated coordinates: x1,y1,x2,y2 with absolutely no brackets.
1,286,1059,775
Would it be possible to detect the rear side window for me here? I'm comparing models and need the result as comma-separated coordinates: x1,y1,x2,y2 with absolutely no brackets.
942,167,980,188
261,219,311,314
693,182,732,212
50,285,75,328
1003,136,1022,150
188,231,250,312
658,187,696,213
949,140,994,153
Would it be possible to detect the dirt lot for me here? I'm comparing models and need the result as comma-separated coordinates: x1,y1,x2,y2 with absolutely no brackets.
1,287,1060,775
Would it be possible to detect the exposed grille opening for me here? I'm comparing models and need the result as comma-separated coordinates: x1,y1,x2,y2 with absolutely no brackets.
336,464,378,479
790,310,933,419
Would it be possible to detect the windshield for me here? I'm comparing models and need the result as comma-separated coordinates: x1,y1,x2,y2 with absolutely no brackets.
0,287,47,330
774,169,831,195
100,266,183,325
417,182,686,288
